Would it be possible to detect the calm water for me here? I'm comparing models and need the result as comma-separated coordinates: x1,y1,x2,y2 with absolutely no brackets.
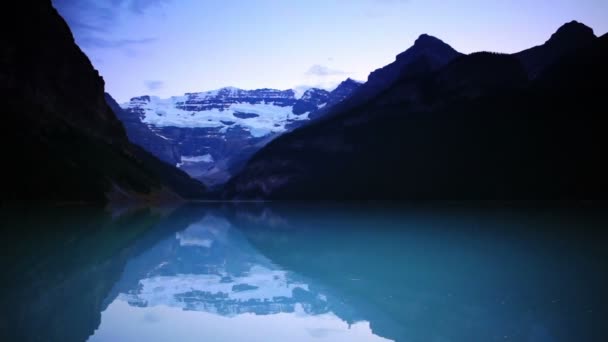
1,203,607,342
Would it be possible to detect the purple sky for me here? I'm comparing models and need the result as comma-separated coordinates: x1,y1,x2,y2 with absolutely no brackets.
53,0,608,102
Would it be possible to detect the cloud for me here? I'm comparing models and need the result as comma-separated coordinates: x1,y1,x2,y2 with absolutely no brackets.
293,81,343,98
145,80,165,91
357,0,409,18
52,0,169,51
129,0,171,14
305,65,346,77
79,37,158,49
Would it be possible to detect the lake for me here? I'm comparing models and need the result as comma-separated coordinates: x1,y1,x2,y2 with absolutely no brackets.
1,203,606,341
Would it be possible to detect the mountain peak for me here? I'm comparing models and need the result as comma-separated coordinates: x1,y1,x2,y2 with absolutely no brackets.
547,20,596,45
396,34,459,62
300,87,330,102
338,78,362,88
361,33,460,98
556,20,592,32
303,87,329,94
515,20,598,78
130,95,152,102
414,34,445,47
332,78,362,94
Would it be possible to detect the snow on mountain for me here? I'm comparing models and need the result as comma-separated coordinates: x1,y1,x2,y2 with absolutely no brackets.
122,88,315,137
116,81,361,187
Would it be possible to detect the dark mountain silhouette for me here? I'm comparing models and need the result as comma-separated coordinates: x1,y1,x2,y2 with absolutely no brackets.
368,34,463,90
315,34,462,123
224,26,608,200
515,21,597,78
0,1,206,203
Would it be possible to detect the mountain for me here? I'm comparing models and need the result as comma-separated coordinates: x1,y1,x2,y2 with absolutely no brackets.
292,88,330,115
326,78,365,104
306,78,365,121
0,0,206,203
515,21,597,78
118,81,360,187
106,93,181,165
367,34,462,92
315,34,462,122
224,25,608,200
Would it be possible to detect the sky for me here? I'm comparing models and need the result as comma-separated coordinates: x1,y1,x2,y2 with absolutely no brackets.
52,0,608,103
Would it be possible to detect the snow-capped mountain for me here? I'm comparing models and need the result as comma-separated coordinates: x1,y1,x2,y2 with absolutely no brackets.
126,88,309,137
116,79,361,187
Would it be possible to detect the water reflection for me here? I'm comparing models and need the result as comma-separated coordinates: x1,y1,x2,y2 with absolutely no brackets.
91,211,386,341
107,214,327,316
1,203,607,342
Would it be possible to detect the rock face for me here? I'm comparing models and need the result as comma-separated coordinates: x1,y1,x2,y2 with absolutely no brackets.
224,26,608,200
106,93,181,165
0,0,206,202
293,88,330,115
118,82,360,187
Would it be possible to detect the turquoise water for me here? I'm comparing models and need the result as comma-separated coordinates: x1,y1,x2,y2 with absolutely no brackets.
1,203,606,341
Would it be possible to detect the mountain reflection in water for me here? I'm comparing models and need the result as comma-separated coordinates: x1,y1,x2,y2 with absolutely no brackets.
1,203,607,342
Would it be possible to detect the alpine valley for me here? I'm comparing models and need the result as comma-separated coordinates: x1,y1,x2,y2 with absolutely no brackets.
2,1,608,342
1,0,606,204
115,81,360,187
